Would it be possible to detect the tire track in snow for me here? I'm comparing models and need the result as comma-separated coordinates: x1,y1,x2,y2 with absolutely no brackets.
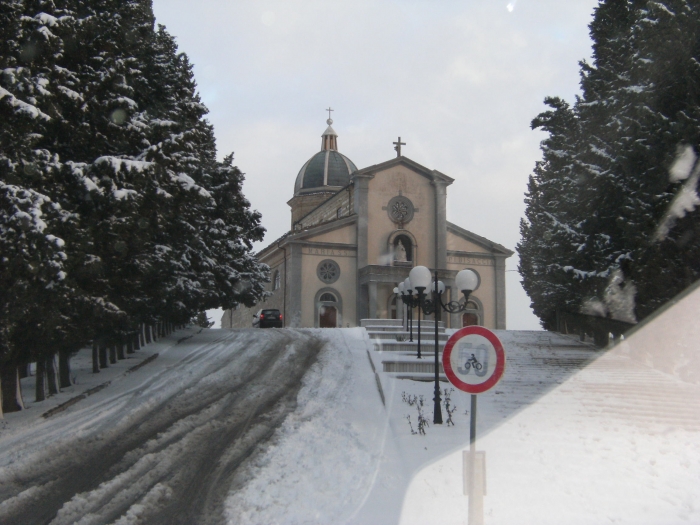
0,329,325,525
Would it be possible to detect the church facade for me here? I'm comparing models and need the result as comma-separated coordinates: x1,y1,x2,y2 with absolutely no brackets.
221,118,513,329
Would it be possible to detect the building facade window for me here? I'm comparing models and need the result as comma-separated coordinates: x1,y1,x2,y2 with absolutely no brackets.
317,259,340,284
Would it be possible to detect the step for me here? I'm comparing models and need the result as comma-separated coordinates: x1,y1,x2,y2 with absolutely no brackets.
360,319,445,329
407,320,446,328
372,340,446,352
361,319,404,328
368,331,448,341
382,360,445,374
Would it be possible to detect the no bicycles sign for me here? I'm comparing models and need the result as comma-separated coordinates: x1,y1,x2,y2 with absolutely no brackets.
442,326,506,394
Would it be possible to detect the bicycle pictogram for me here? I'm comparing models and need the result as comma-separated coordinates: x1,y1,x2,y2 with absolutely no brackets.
457,343,488,377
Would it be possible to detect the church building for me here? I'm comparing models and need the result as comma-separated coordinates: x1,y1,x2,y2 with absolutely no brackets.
222,116,513,329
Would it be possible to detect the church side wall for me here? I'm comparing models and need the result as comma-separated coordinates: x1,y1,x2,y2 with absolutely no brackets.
297,187,353,230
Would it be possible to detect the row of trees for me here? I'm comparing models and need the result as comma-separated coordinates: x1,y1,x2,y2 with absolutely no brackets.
1,0,268,414
519,0,700,330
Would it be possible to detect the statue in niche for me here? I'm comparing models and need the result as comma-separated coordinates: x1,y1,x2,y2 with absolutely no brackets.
395,240,409,262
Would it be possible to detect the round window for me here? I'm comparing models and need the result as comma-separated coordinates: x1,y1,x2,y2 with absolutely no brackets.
387,195,415,225
317,259,340,284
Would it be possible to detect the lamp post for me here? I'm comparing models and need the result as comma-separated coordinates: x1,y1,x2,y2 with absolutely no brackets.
399,278,417,344
409,266,479,424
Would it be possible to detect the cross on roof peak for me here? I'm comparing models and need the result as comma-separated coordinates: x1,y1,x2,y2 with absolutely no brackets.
326,107,334,125
393,137,406,157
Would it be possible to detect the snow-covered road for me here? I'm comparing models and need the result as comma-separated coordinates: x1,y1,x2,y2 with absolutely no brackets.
2,322,698,524
0,329,330,524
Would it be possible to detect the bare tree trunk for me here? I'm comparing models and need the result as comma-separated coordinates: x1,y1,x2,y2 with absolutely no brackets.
109,343,117,364
47,355,59,396
117,340,126,360
145,324,152,344
134,333,141,351
99,343,108,368
126,337,134,354
35,359,46,402
1,364,25,413
92,341,100,373
59,349,72,388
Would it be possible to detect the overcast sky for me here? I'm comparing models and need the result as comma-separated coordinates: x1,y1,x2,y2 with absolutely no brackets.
151,0,600,330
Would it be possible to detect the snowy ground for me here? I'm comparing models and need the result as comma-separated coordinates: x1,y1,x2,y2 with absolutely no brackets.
0,323,698,524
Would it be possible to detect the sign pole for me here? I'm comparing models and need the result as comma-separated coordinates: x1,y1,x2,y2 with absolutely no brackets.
468,394,483,525
443,326,505,525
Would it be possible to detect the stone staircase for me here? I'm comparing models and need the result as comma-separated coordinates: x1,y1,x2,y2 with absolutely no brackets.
361,318,448,380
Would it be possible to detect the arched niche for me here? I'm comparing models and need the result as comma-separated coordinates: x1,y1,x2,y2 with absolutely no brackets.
387,229,417,267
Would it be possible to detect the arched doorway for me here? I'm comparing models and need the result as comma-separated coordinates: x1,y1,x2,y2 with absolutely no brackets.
461,301,481,327
319,292,338,328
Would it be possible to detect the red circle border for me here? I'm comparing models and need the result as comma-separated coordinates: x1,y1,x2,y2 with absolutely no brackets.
442,326,506,394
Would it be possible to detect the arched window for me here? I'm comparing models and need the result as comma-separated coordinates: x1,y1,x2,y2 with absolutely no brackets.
320,292,336,302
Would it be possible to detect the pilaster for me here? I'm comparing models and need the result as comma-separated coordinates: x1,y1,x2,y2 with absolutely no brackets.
432,179,448,269
368,281,378,319
353,172,373,323
495,256,507,329
287,243,303,327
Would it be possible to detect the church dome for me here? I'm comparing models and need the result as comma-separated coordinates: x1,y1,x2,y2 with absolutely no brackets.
293,118,358,195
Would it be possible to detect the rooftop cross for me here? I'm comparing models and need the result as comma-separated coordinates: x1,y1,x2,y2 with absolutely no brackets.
393,137,406,157
326,107,334,125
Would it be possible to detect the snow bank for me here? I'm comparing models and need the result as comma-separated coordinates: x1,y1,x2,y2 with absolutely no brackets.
224,328,387,524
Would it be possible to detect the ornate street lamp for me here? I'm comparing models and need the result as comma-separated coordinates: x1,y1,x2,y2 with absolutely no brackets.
394,281,413,341
410,266,479,424
401,277,416,344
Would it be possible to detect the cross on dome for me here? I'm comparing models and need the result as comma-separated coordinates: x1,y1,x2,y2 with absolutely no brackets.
326,106,334,125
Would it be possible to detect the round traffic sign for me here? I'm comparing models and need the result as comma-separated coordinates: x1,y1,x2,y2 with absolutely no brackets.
442,326,506,394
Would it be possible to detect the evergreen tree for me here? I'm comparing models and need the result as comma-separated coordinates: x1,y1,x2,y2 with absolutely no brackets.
519,0,700,328
1,1,267,409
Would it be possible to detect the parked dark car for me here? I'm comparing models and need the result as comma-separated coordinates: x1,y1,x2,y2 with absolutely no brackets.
253,309,283,328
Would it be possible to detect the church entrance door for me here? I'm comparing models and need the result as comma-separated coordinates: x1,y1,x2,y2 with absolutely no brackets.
462,313,478,327
320,306,337,328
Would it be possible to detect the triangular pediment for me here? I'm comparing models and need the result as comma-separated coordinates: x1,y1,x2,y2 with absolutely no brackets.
447,222,514,256
353,156,454,185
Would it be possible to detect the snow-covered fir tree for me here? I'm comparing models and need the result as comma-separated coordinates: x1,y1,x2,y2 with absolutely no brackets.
0,0,267,411
519,0,700,328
